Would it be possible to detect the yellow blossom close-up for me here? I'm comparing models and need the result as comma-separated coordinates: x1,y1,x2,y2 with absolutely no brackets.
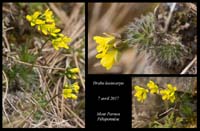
160,84,177,103
93,33,121,70
147,80,159,94
93,34,115,57
62,82,80,100
134,85,149,103
63,88,72,98
66,67,80,79
167,84,177,92
72,82,80,94
69,68,80,73
26,9,72,51
100,49,119,70
26,11,45,26
52,34,72,50
63,89,77,100
38,23,60,36
43,9,55,23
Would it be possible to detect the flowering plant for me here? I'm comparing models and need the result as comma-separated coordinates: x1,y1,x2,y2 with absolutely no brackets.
93,33,120,70
26,9,71,50
134,80,177,103
26,9,80,100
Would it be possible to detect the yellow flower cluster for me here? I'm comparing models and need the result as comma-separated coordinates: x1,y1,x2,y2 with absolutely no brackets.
66,67,80,79
134,80,177,103
93,33,119,70
26,9,72,50
26,10,80,100
63,82,80,100
147,80,159,94
134,85,149,103
62,67,80,100
160,84,177,103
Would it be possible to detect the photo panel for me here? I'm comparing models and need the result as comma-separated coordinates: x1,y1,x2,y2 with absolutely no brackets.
2,2,85,128
88,3,197,74
132,77,197,128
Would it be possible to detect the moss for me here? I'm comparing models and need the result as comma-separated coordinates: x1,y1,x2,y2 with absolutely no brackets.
124,13,155,51
155,42,189,68
123,4,196,72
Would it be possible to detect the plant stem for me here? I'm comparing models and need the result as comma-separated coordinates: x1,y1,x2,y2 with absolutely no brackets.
4,54,65,71
45,93,61,107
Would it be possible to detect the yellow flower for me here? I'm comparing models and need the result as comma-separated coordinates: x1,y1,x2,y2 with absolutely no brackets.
62,88,78,100
134,85,149,103
66,68,79,79
63,88,72,99
44,9,55,23
70,94,78,99
72,82,80,93
93,34,115,58
93,33,121,70
160,90,175,103
100,49,119,70
69,68,80,73
160,84,177,103
67,68,80,79
62,89,77,99
52,34,72,50
38,23,60,36
63,82,79,100
147,80,159,94
71,75,77,79
27,9,72,51
167,84,177,92
26,11,45,26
